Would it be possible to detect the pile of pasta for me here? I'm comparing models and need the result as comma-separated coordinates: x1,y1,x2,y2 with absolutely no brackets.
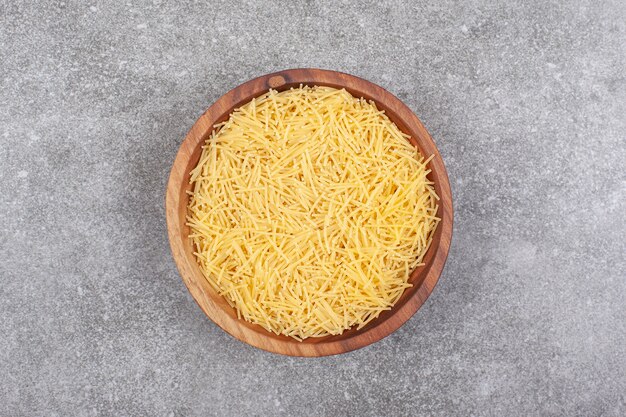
187,86,439,340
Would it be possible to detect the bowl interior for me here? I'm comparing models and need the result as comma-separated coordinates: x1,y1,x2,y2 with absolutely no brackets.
166,69,452,356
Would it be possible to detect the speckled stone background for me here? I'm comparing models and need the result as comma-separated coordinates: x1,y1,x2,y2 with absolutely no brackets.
1,0,625,416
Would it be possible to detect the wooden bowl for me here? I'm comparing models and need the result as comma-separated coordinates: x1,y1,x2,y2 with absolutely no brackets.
166,69,453,356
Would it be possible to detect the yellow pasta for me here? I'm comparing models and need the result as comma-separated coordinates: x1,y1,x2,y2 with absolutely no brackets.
187,86,439,340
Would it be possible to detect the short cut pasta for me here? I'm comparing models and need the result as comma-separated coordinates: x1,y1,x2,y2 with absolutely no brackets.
187,86,439,340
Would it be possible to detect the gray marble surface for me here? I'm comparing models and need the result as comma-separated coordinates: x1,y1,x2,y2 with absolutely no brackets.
1,1,625,416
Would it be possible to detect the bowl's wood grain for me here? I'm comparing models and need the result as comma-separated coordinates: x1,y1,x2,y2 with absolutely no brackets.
166,69,453,356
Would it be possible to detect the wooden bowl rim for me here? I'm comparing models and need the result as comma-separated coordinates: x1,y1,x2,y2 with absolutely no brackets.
166,68,453,356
